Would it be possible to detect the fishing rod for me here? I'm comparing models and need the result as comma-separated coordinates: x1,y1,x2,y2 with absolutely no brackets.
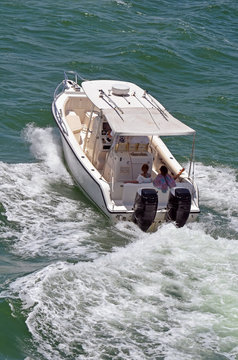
121,94,130,105
99,90,124,121
132,91,160,130
99,89,124,114
143,90,169,121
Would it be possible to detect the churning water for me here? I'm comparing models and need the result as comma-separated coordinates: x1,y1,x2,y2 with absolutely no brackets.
0,1,237,359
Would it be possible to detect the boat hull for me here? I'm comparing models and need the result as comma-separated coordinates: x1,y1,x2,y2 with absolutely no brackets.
61,133,199,228
61,134,111,216
52,73,200,230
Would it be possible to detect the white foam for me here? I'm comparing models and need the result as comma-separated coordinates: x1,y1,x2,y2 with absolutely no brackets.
0,159,99,258
0,125,106,259
0,124,237,359
195,162,238,213
4,224,238,359
0,138,237,258
191,162,238,234
23,123,72,180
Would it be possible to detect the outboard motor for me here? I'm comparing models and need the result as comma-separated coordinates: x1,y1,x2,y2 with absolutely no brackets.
166,187,191,228
132,188,158,232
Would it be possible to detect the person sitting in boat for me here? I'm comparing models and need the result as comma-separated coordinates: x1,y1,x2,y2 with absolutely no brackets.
153,165,184,192
125,164,152,184
106,129,113,142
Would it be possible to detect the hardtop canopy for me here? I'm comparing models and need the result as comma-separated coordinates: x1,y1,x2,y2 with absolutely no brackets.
82,80,195,136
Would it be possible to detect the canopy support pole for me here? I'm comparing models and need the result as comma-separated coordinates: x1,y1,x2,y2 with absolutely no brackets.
83,104,95,152
188,133,196,180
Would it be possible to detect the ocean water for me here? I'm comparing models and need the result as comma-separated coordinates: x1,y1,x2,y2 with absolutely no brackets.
0,1,237,359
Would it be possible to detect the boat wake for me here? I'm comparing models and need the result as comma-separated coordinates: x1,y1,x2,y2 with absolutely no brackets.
0,124,116,260
0,124,238,359
195,162,238,236
0,124,237,260
3,223,238,360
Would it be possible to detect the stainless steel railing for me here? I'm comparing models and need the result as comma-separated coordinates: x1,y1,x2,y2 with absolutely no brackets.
52,71,86,136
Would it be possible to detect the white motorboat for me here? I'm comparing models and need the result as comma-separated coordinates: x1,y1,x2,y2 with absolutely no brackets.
52,71,200,231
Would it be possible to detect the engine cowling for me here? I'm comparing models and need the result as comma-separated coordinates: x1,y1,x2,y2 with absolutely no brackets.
132,188,158,232
166,187,191,227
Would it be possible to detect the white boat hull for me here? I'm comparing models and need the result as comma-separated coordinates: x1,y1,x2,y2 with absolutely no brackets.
61,134,110,216
52,72,200,230
61,133,199,227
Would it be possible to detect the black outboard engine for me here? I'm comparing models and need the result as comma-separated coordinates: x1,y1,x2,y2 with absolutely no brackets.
166,188,191,228
132,188,158,232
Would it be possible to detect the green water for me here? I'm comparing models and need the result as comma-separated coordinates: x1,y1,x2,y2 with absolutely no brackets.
0,1,238,359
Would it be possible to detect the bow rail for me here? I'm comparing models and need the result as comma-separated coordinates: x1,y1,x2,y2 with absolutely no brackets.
52,71,86,136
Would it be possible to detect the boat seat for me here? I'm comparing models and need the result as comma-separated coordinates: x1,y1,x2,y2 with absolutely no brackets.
66,111,83,133
66,111,83,144
122,183,169,209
